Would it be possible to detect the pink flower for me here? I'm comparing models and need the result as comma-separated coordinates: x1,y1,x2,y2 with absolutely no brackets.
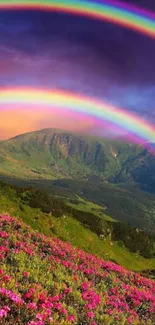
61,308,67,315
0,306,10,319
0,288,24,305
127,317,133,324
23,271,29,277
64,287,72,294
3,306,10,312
39,293,46,302
0,306,10,318
3,274,11,282
81,282,89,290
0,231,9,238
54,302,62,310
36,314,45,321
87,311,94,319
50,295,59,302
67,315,75,322
24,288,35,299
14,249,19,254
49,317,53,322
27,302,37,310
27,321,44,325
0,309,7,318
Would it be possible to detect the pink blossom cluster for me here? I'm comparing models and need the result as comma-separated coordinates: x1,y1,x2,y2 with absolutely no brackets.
0,214,155,325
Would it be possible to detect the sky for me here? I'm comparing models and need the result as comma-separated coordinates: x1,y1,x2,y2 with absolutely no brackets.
0,0,155,140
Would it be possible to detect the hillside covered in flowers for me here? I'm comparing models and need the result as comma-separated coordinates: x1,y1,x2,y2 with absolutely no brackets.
0,214,155,325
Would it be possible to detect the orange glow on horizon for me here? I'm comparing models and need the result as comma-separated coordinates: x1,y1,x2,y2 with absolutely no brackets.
0,105,95,140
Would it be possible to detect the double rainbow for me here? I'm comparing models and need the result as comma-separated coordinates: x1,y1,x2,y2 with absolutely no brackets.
0,0,155,38
1,88,155,144
1,1,155,145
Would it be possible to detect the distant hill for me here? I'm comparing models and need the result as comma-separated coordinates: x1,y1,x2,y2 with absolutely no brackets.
0,128,155,230
0,128,155,189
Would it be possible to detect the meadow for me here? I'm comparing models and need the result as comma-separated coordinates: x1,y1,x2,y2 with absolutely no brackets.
0,182,155,272
0,214,155,325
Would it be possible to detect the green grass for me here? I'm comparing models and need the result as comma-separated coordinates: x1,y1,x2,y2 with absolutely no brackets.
66,196,116,222
48,215,155,272
51,178,155,230
0,188,155,272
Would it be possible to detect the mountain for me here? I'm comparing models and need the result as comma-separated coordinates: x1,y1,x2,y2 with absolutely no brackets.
0,128,155,231
0,128,155,185
0,213,155,325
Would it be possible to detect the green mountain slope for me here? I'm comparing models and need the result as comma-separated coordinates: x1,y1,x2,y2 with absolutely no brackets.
50,179,155,230
0,128,146,180
0,181,155,272
0,128,155,190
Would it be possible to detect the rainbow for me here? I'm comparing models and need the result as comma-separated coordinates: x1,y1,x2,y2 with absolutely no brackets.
0,0,155,39
0,88,155,144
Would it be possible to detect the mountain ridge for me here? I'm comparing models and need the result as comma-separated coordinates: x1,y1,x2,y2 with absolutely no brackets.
0,128,155,231
0,128,147,180
0,127,155,192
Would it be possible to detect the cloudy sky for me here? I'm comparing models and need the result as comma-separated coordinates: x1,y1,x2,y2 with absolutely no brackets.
0,0,155,139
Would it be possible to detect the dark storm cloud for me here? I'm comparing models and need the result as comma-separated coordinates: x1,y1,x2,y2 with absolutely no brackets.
1,6,155,87
126,0,155,11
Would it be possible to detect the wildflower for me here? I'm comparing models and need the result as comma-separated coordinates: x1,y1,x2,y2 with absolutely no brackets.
127,317,133,324
0,306,10,318
64,287,72,294
81,282,89,290
54,302,62,310
87,311,94,319
49,317,53,322
67,315,75,322
61,308,67,315
23,271,29,277
0,309,7,318
3,274,11,282
27,302,37,310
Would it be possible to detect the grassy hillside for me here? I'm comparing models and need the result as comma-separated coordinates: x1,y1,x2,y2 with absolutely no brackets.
55,179,155,231
66,196,115,222
0,128,152,184
0,182,155,272
15,176,155,231
0,214,155,324
0,128,122,180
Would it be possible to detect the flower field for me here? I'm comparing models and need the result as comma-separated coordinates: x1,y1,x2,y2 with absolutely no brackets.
0,214,155,325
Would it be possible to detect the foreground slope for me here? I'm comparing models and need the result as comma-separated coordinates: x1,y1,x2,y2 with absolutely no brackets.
0,214,155,325
0,182,155,271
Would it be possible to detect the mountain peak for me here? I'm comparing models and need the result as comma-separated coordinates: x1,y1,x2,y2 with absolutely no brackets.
0,128,155,194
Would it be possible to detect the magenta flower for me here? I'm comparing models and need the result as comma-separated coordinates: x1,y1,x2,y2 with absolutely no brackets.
27,302,37,310
67,315,75,322
23,271,29,277
87,311,95,319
